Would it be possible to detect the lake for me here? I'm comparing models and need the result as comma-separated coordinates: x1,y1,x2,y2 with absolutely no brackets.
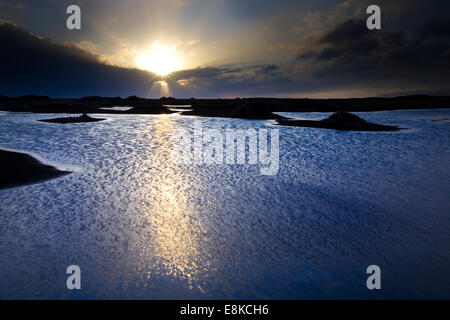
0,109,449,299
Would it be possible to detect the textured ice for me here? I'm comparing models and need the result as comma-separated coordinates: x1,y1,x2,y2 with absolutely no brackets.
0,109,449,299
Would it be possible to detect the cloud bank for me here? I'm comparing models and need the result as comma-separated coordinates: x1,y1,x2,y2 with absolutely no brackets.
0,21,158,97
1,0,450,98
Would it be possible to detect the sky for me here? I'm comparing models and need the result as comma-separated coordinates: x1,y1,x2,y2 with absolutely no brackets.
0,0,449,98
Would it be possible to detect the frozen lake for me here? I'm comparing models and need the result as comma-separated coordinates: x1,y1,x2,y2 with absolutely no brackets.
0,109,449,299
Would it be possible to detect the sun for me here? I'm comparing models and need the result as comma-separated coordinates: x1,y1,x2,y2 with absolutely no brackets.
136,43,182,76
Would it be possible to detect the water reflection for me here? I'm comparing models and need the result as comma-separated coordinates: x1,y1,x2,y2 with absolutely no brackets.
134,115,208,292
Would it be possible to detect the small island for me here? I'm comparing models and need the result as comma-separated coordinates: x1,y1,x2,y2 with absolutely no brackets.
39,113,106,124
276,111,402,131
0,149,71,189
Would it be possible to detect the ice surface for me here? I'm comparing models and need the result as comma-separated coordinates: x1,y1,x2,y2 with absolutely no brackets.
0,109,449,299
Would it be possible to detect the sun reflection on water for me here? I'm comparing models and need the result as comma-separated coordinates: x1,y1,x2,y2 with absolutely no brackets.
133,115,208,292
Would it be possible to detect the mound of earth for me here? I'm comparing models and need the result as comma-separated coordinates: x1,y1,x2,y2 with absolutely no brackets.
276,111,402,131
230,102,285,119
0,149,71,189
39,113,106,124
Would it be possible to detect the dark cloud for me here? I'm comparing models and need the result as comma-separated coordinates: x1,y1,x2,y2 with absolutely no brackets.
0,21,298,98
165,63,295,98
382,32,406,46
317,48,341,60
320,19,367,45
419,18,450,37
2,1,450,99
257,65,280,75
171,67,224,80
0,21,158,97
295,17,450,93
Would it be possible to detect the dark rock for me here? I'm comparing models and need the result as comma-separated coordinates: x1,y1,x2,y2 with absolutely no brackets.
0,149,71,189
39,114,106,124
276,111,403,131
17,95,51,101
230,102,285,119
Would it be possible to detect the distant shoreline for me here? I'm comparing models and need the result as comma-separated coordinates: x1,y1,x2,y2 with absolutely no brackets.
0,95,449,121
0,149,71,189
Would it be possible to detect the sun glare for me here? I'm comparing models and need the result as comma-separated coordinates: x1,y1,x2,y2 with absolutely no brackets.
136,43,182,76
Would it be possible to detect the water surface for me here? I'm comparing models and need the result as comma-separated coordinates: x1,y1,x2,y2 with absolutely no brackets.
0,109,449,299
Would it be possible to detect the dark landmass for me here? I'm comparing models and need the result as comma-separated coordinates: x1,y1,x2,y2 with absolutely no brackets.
229,101,286,119
0,95,173,115
0,95,448,132
0,149,71,189
179,95,450,119
0,95,448,119
39,113,106,124
276,111,402,131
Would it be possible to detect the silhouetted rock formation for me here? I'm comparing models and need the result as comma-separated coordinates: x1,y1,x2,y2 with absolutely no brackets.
230,102,284,119
0,149,70,189
18,95,52,101
39,114,106,124
0,95,448,120
276,111,402,131
160,96,176,101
